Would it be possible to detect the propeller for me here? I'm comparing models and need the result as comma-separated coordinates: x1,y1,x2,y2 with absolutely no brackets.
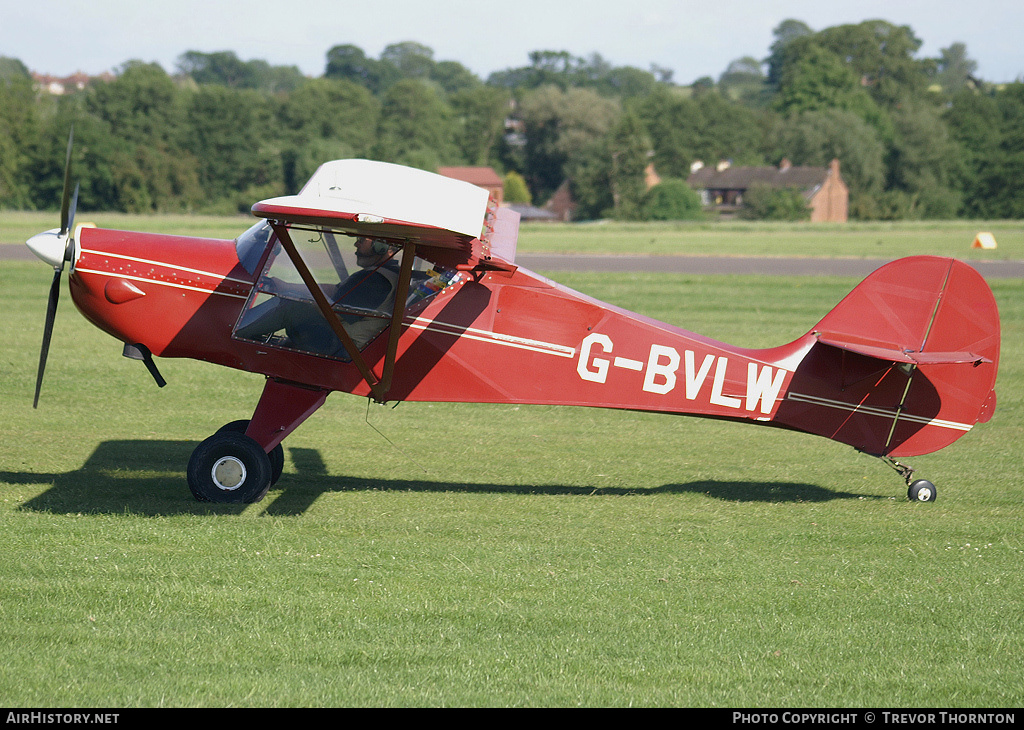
28,128,79,408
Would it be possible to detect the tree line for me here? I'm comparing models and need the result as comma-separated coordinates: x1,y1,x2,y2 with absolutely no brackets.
1,19,1022,221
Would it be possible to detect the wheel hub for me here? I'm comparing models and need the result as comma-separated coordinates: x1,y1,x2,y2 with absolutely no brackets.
211,456,247,490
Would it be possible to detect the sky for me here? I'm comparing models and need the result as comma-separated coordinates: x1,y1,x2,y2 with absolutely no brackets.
3,0,1022,84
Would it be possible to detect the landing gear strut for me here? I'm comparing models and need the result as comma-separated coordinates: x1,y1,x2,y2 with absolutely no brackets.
882,457,937,502
185,379,327,504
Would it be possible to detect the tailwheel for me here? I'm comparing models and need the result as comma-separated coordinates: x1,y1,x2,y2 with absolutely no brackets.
187,431,273,503
881,456,937,503
907,479,937,503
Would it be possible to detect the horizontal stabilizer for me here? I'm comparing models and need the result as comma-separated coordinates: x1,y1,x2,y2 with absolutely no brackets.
815,332,992,365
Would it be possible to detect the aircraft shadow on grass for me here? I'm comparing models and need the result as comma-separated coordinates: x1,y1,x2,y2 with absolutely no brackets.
7,440,874,518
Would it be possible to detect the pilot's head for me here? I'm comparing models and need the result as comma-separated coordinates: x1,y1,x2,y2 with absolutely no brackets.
354,236,392,267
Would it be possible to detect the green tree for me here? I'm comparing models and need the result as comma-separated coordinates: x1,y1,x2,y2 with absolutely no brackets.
634,87,764,180
0,66,37,208
632,88,704,178
27,105,121,213
178,51,303,92
179,51,250,87
887,100,965,218
492,50,582,90
431,60,481,95
372,79,457,169
740,183,810,220
773,40,874,114
86,61,184,146
278,78,379,151
599,66,660,99
719,56,766,103
565,138,614,220
765,18,814,90
503,171,531,204
693,91,765,164
488,50,662,99
607,111,651,219
381,41,435,80
640,179,703,220
449,85,510,166
771,37,893,143
518,85,620,202
813,20,932,106
934,43,978,95
83,62,202,211
951,83,1024,218
325,44,398,94
184,86,283,208
0,56,30,82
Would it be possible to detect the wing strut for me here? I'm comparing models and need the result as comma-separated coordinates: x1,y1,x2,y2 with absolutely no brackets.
379,241,416,394
268,221,413,404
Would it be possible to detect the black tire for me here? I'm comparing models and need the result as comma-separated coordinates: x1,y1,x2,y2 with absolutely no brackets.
907,479,937,502
187,431,273,503
216,420,285,485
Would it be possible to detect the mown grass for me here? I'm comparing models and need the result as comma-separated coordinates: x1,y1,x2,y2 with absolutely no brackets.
515,219,1024,260
1,221,1022,706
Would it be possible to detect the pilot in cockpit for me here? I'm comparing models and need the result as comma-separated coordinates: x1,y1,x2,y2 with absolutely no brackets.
235,236,401,358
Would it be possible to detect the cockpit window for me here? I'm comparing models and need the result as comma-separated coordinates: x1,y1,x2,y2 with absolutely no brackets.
234,220,275,275
232,224,463,360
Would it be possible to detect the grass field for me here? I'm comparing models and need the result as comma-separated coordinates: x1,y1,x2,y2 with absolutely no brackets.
1,216,1022,707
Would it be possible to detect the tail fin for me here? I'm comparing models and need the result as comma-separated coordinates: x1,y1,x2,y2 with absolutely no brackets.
775,256,999,457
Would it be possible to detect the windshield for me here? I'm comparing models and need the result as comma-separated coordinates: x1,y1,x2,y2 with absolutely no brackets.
234,220,276,275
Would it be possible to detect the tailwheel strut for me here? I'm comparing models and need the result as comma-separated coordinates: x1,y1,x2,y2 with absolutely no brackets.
882,456,937,503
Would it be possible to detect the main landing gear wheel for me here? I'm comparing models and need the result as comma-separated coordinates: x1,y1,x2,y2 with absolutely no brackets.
187,431,273,503
216,419,285,486
907,479,937,503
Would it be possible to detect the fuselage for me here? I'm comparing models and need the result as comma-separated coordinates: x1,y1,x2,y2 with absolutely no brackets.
69,225,805,422
66,226,998,460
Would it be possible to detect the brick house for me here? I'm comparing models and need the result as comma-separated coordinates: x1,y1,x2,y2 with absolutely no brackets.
687,158,849,222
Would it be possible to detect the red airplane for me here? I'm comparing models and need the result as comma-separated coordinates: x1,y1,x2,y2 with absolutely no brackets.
27,133,1000,504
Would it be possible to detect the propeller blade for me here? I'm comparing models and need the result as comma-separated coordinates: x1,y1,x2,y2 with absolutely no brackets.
63,183,80,267
59,127,74,236
33,268,63,409
33,127,77,408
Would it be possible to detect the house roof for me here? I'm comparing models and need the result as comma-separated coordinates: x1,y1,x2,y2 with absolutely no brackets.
507,203,558,221
437,166,504,188
688,162,833,192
